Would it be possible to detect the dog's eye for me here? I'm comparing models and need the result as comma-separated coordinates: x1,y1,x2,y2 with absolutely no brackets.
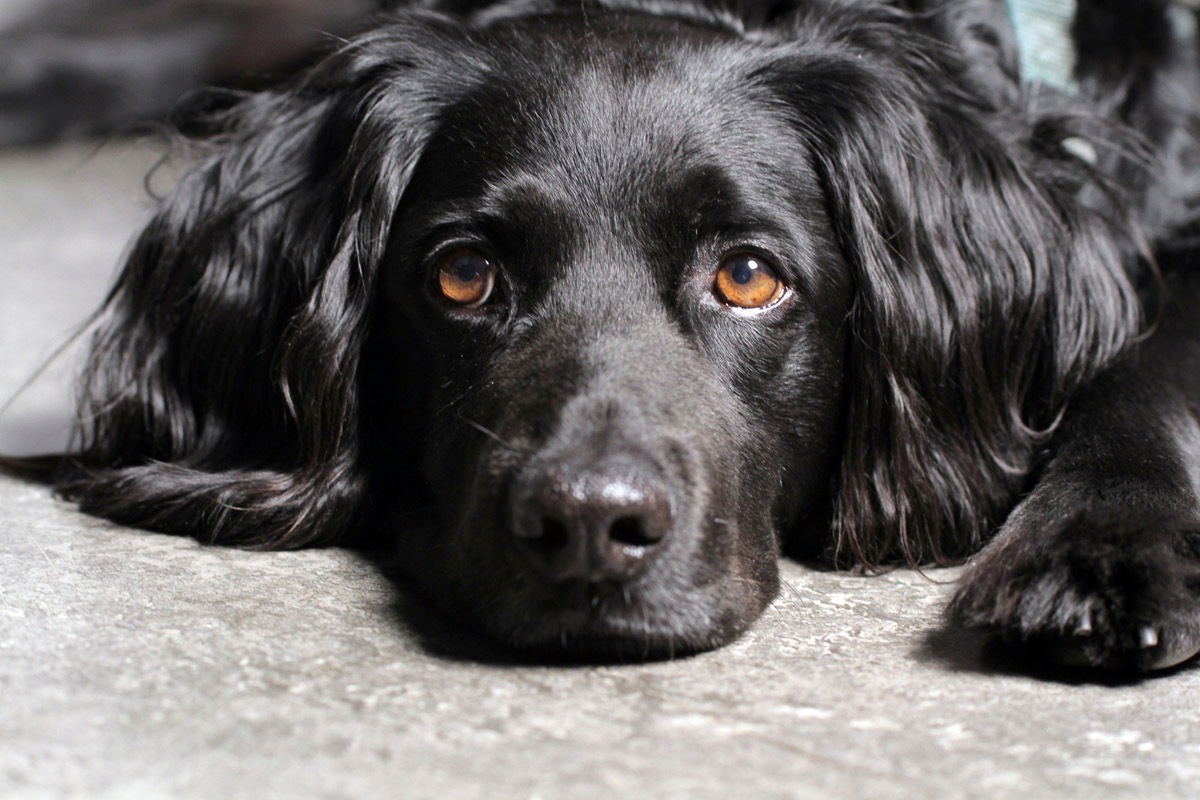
713,253,786,309
437,249,497,308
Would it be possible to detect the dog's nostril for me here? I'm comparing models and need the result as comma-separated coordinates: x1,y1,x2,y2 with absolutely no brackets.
609,514,658,548
533,517,570,552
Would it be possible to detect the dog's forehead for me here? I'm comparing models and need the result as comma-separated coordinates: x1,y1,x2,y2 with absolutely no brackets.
426,18,807,207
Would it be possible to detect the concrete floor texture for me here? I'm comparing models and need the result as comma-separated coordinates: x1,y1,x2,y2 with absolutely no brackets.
1,142,1198,800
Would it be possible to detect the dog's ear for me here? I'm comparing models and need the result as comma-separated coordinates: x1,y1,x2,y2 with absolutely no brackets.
766,14,1142,566
60,22,469,548
905,0,1021,108
755,1,1020,105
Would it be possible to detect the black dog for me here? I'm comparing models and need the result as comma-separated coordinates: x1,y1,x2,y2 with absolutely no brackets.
15,0,1200,670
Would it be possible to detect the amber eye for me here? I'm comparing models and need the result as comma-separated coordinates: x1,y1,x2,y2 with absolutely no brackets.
437,248,497,307
713,253,786,309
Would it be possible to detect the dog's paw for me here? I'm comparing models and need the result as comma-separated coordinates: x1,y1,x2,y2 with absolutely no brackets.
949,507,1200,672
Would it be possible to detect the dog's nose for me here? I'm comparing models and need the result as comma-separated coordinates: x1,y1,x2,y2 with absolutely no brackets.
511,462,673,583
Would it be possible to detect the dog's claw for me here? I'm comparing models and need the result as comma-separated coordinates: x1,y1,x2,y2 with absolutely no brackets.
1074,610,1093,637
1139,626,1159,649
1134,625,1199,671
1061,135,1098,166
1139,630,1200,672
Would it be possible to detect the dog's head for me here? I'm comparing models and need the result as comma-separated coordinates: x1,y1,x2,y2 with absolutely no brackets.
65,1,1141,656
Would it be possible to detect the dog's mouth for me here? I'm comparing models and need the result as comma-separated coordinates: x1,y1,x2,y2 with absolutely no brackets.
477,570,755,661
507,580,694,657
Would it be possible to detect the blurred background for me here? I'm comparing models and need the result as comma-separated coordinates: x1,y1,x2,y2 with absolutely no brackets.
0,0,379,145
0,1,379,453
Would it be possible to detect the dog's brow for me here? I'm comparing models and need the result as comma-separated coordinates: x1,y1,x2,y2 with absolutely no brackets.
413,174,571,229
482,175,573,210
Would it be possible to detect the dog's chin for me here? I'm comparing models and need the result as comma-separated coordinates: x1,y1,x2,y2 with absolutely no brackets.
484,578,771,662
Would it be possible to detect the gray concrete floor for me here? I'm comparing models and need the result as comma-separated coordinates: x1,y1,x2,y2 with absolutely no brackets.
2,142,1199,800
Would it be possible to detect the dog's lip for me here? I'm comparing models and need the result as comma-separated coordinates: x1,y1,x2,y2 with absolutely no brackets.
493,578,723,657
505,607,716,659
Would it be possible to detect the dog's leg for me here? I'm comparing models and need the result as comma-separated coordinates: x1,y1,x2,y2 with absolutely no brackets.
950,271,1200,672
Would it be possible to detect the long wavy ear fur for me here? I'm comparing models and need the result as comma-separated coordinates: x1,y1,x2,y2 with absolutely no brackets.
765,2,1143,566
54,17,476,549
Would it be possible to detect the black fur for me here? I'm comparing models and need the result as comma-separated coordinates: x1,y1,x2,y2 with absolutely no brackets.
12,0,1200,669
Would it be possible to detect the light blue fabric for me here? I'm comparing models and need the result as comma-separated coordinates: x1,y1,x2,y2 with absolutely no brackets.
1008,0,1078,93
1008,0,1197,94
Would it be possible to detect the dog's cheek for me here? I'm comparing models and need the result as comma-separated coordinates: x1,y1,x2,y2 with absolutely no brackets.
389,392,530,635
366,304,519,622
772,317,849,551
698,303,849,554
708,436,786,626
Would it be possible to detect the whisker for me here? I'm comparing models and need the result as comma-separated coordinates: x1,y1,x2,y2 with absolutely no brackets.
456,414,526,454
